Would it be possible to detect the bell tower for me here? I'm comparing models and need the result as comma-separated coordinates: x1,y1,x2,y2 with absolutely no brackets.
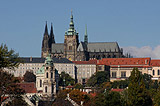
64,11,79,61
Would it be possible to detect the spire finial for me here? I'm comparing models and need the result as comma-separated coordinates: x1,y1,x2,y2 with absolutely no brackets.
84,24,88,44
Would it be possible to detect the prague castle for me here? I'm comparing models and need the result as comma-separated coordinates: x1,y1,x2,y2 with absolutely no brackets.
41,12,124,61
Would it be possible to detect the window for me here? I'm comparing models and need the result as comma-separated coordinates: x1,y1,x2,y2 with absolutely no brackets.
153,70,155,75
112,72,117,78
98,66,102,70
69,46,72,50
121,72,126,78
46,67,48,70
51,72,53,78
158,70,160,75
40,79,42,87
46,72,48,78
45,86,47,93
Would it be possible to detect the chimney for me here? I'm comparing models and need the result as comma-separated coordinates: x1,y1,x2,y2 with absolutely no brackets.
30,56,32,62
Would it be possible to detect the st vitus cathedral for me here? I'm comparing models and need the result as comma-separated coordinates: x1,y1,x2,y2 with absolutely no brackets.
41,12,124,61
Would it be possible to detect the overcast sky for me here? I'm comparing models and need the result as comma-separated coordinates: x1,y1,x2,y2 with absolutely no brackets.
0,0,160,58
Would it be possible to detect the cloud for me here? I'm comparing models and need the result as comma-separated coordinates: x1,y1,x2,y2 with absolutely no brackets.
123,45,160,59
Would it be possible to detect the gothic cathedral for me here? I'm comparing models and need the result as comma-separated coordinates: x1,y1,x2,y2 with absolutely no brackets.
41,12,124,61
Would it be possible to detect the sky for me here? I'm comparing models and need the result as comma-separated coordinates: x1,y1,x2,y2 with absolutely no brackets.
0,0,160,58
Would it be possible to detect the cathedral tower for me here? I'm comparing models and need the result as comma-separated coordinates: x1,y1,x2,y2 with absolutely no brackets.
49,23,55,52
64,11,79,61
42,22,50,58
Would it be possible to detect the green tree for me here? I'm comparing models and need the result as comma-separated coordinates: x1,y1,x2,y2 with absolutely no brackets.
142,73,153,89
128,68,152,106
153,86,160,106
0,44,21,69
94,91,123,106
111,80,129,89
0,44,24,105
58,72,75,86
87,71,110,87
74,83,83,89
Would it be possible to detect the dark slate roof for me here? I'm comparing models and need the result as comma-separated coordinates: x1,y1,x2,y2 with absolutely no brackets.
20,57,73,63
20,57,45,63
51,43,64,53
87,42,120,52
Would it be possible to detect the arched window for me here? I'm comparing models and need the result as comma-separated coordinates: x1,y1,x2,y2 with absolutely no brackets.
46,72,48,78
45,86,47,93
153,70,155,75
40,79,42,87
158,69,160,75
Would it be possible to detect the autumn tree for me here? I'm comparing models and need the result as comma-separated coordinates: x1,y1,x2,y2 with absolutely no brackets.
128,68,152,106
23,70,36,82
69,89,85,105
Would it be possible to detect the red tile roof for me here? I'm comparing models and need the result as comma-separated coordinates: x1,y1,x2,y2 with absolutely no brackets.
111,89,124,92
97,58,151,68
18,82,37,93
150,60,160,66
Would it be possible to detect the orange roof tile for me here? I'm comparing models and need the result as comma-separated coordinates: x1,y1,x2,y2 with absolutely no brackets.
150,60,160,66
97,58,151,67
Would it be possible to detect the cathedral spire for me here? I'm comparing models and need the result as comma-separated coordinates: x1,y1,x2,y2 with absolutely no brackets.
67,10,77,35
50,23,55,43
44,21,48,35
84,24,88,44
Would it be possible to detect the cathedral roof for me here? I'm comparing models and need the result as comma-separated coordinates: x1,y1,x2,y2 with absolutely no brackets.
51,43,64,53
87,42,120,52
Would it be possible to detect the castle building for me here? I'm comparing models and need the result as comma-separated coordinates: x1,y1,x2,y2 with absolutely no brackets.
41,12,124,61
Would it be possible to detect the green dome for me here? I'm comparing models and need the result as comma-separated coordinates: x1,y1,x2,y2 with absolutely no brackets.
36,65,45,74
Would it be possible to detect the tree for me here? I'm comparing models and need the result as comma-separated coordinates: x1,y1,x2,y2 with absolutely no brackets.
153,87,160,106
0,44,21,70
128,68,152,106
94,91,123,106
58,72,75,86
69,89,85,105
111,80,129,89
73,83,83,89
23,71,36,82
0,71,25,105
87,71,110,87
6,96,28,106
142,73,153,89
0,44,24,105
